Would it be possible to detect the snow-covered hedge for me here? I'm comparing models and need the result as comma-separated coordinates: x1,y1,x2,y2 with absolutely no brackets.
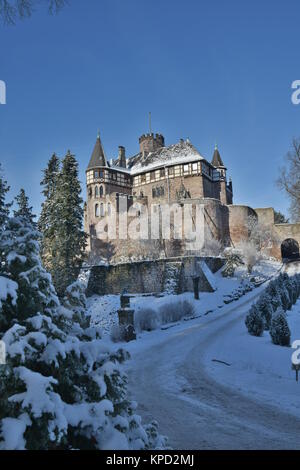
245,272,300,346
133,300,195,333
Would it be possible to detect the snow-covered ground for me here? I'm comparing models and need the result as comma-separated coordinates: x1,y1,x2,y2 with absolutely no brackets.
87,259,281,337
87,259,300,449
202,262,300,419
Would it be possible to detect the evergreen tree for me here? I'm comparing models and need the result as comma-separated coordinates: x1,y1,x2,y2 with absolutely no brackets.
39,153,60,273
0,214,166,450
0,164,11,228
53,151,87,297
256,293,273,330
270,307,291,346
14,188,36,226
245,304,264,336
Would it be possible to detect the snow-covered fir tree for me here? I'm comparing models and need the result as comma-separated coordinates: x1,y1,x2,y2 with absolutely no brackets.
39,153,60,275
245,304,264,336
52,151,87,297
0,164,11,229
256,293,273,330
13,188,36,226
39,152,87,298
270,307,291,346
0,211,166,449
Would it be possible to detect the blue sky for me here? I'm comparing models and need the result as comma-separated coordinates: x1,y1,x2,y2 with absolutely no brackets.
0,0,300,217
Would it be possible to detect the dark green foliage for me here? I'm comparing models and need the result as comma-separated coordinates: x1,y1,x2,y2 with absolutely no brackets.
256,293,273,330
270,307,291,346
14,188,36,226
39,152,87,298
0,164,11,228
245,304,264,336
274,210,289,224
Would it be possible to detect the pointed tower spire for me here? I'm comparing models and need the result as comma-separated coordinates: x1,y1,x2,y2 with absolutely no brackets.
212,143,224,168
87,131,107,169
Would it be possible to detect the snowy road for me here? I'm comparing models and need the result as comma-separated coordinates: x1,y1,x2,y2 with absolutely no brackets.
126,286,300,449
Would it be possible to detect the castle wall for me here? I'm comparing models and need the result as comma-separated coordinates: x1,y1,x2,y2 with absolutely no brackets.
228,205,257,246
86,256,225,296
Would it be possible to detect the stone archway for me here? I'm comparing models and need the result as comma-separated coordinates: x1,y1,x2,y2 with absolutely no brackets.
281,238,300,261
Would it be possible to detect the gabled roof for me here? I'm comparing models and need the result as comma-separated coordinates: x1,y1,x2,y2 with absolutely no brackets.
211,144,224,167
87,134,107,169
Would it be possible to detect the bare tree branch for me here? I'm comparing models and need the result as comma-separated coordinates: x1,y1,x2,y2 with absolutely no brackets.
276,137,300,222
0,0,68,24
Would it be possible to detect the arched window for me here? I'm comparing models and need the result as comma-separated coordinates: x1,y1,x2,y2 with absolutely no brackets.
95,204,100,217
95,186,99,198
100,203,105,217
107,202,111,216
100,186,104,197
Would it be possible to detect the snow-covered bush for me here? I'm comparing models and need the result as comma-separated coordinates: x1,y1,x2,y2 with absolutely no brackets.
270,307,291,346
159,300,194,324
265,280,283,312
238,240,261,274
221,251,243,278
202,233,223,257
245,304,264,336
0,215,167,450
135,308,160,332
256,293,273,330
63,281,89,326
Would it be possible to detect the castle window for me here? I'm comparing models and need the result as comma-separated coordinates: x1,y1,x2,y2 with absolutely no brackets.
183,164,189,174
100,186,104,197
99,170,104,179
160,168,165,177
95,204,100,217
95,186,99,198
107,202,111,216
192,163,198,172
168,167,174,176
150,171,155,181
94,170,99,179
141,174,146,183
100,203,105,217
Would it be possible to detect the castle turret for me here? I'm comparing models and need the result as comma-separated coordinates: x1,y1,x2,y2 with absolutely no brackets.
212,143,225,168
139,133,165,156
87,131,107,169
211,144,231,205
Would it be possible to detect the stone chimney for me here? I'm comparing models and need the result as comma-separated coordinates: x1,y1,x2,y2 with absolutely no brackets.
118,146,126,168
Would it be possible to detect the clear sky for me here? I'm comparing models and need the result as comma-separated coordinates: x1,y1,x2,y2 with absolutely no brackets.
0,0,300,217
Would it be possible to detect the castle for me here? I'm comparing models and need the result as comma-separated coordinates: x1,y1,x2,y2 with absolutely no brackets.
84,131,300,265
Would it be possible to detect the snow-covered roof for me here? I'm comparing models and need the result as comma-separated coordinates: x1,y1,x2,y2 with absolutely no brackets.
127,139,204,175
87,139,206,176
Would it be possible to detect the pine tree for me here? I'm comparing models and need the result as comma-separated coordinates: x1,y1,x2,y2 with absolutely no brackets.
270,307,291,346
0,214,166,450
39,153,60,273
14,188,36,226
0,164,11,228
245,304,264,336
52,151,87,297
